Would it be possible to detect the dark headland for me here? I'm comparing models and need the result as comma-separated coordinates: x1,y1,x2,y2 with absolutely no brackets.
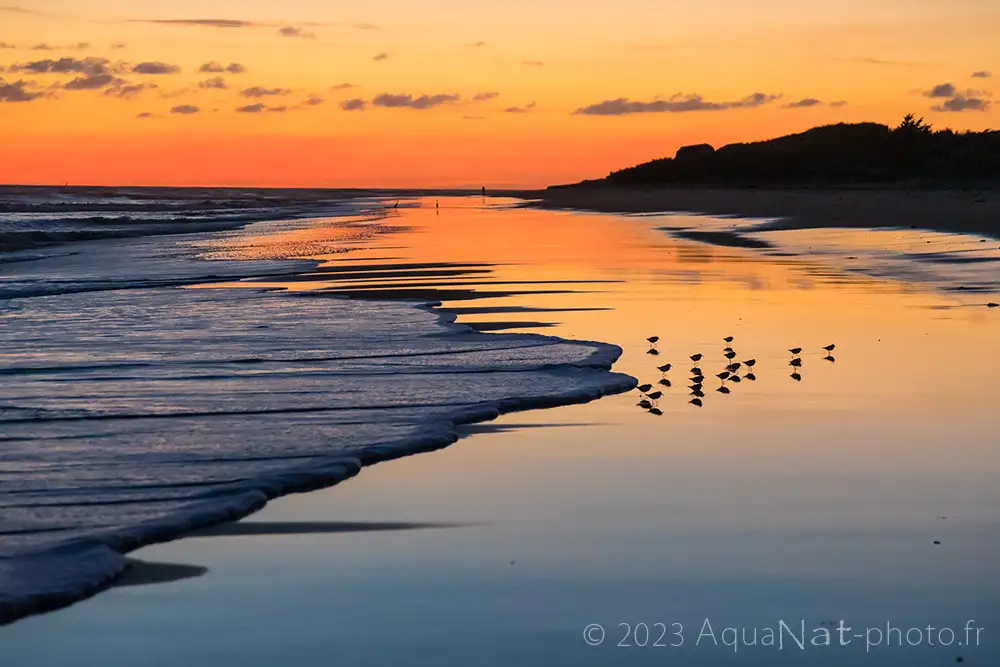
533,116,1000,238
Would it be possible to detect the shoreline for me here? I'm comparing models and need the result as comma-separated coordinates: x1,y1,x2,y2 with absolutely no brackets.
520,186,1000,239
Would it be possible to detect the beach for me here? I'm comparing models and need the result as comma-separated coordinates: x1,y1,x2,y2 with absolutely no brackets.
1,195,997,666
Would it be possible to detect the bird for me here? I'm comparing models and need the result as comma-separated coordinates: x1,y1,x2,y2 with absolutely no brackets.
789,358,803,367
647,336,659,344
744,359,756,368
723,347,734,354
637,384,653,393
659,379,672,387
730,375,742,383
690,353,703,362
637,400,653,409
724,351,736,360
646,391,663,400
723,336,734,343
789,347,802,355
688,383,703,391
822,344,836,352
690,388,705,397
745,373,757,381
689,398,703,407
716,371,731,380
717,386,731,394
657,364,672,373
648,407,663,416
726,362,742,372
690,367,703,375
790,372,802,381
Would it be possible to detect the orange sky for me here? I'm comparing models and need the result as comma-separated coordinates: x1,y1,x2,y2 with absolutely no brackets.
1,0,998,187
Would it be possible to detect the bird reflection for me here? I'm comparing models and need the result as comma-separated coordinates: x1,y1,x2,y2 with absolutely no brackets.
824,355,836,363
659,378,672,387
745,373,757,381
791,372,802,381
689,398,703,407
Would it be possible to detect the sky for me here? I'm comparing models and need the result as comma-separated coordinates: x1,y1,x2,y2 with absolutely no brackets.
1,0,998,187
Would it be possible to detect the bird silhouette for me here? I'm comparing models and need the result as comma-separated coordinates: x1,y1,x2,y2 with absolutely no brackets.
824,355,836,363
638,400,653,409
790,372,802,381
723,346,734,354
689,398,703,407
646,391,663,400
648,407,664,416
690,353,703,362
789,347,802,355
657,364,672,373
717,386,731,394
637,384,653,393
822,344,836,352
724,351,736,360
730,375,742,383
688,382,703,390
647,348,660,356
659,378,672,387
716,371,730,380
690,389,705,398
789,358,803,367
647,336,659,344
689,367,703,375
744,359,756,368
723,336,734,343
726,362,741,372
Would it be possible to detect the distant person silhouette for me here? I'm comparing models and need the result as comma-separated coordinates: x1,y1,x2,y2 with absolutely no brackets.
481,186,486,196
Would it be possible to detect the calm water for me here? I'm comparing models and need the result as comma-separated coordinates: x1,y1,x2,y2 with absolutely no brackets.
3,197,998,666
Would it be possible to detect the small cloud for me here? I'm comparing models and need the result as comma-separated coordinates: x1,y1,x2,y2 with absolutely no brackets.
240,86,289,98
111,42,127,50
303,95,323,106
354,23,379,30
132,61,181,75
372,52,389,61
468,41,487,47
10,57,109,75
199,76,228,89
462,115,484,120
522,60,544,67
145,19,258,28
971,71,992,79
783,98,823,108
473,91,499,102
834,57,922,67
236,103,266,113
932,95,990,112
30,44,54,51
0,41,14,49
573,92,780,115
0,78,41,102
64,73,121,90
278,26,315,39
340,98,366,110
171,104,200,114
267,105,287,112
1,5,43,13
331,82,357,90
923,82,956,98
372,92,460,109
830,100,848,107
106,81,158,98
504,102,536,113
136,111,155,118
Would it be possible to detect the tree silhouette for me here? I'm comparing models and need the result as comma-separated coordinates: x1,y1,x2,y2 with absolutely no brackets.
895,113,933,135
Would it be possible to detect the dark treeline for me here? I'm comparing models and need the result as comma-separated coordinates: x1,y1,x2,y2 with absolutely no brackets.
564,116,1000,189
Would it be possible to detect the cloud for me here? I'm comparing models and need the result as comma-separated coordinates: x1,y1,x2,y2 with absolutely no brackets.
303,95,323,106
573,92,780,115
932,94,990,112
463,115,484,120
105,81,158,98
505,102,536,113
199,61,245,74
132,61,181,75
64,73,121,90
146,19,258,28
111,42,127,50
331,82,357,90
171,104,200,114
830,100,848,107
267,105,287,112
468,41,488,47
340,98,365,110
372,52,389,61
0,41,14,49
236,103,265,113
278,26,315,39
0,5,42,14
923,82,957,98
354,23,379,30
783,98,823,108
835,57,922,67
136,111,155,118
240,86,289,98
971,71,992,79
522,60,545,67
10,57,109,75
473,91,498,102
199,76,228,89
0,78,41,102
372,93,460,109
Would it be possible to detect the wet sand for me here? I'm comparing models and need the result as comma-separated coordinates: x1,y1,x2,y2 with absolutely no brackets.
530,187,1000,238
2,198,998,666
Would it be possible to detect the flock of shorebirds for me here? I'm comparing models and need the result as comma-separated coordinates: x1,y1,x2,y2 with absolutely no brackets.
636,336,836,413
